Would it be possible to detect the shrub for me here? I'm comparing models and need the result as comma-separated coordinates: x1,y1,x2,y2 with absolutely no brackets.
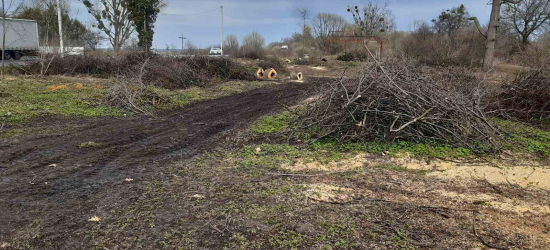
336,52,355,62
294,46,311,58
401,28,485,67
336,52,368,62
511,44,550,68
294,57,322,66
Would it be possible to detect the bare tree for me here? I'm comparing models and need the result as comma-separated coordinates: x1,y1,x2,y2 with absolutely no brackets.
311,13,347,50
411,19,433,40
223,34,238,55
184,40,196,55
242,31,265,52
470,0,524,70
503,0,550,48
296,7,310,33
347,1,396,36
83,27,105,50
80,0,134,53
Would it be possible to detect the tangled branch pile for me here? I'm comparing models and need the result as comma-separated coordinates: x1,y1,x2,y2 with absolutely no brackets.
491,70,550,121
105,60,153,114
12,53,145,77
13,54,255,89
144,56,255,89
298,62,502,151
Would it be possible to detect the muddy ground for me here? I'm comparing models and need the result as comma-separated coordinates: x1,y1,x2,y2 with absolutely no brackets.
0,81,315,249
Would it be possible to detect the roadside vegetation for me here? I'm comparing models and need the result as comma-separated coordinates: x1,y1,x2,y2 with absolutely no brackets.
0,74,270,126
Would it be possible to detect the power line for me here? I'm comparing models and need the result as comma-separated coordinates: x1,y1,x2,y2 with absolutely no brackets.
160,7,221,17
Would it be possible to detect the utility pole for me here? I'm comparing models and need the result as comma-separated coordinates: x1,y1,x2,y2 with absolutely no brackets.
56,0,64,58
220,6,223,56
2,0,5,80
178,34,186,53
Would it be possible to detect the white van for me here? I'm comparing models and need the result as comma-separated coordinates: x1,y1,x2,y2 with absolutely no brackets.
209,48,222,56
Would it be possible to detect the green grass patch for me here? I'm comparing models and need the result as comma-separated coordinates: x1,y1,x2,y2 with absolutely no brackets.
149,81,271,109
0,76,124,123
269,231,307,250
0,76,272,124
250,111,293,134
249,111,477,161
311,139,475,161
316,223,357,249
495,119,550,157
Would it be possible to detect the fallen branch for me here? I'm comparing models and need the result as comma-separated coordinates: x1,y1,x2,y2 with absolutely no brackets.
30,170,37,185
267,171,351,177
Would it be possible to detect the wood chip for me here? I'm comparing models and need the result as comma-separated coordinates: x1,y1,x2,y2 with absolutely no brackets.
88,216,101,222
192,194,206,199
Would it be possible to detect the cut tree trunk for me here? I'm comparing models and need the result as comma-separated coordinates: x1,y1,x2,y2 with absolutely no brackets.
290,71,303,81
265,68,278,80
256,67,265,79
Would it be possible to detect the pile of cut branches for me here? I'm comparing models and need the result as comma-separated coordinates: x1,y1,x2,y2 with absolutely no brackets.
297,61,502,151
144,56,255,89
13,54,255,89
490,70,550,121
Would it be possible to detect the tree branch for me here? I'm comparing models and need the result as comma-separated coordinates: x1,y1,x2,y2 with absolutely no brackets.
468,17,487,38
502,0,523,4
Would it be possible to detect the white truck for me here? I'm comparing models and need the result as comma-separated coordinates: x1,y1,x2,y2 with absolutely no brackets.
0,18,39,60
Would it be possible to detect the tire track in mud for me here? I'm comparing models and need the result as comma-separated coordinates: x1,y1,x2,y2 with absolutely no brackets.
0,81,315,246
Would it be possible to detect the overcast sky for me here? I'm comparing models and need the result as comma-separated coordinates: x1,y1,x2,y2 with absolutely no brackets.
67,0,494,50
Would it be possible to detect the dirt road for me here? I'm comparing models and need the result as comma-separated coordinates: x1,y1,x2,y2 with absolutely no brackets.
0,81,314,249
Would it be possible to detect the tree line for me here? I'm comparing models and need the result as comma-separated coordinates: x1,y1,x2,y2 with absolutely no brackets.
220,0,549,68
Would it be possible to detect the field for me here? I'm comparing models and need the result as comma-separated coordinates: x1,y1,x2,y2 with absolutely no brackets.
0,58,549,250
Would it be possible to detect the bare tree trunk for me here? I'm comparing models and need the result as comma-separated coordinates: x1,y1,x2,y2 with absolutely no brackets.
483,0,503,70
522,34,529,50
